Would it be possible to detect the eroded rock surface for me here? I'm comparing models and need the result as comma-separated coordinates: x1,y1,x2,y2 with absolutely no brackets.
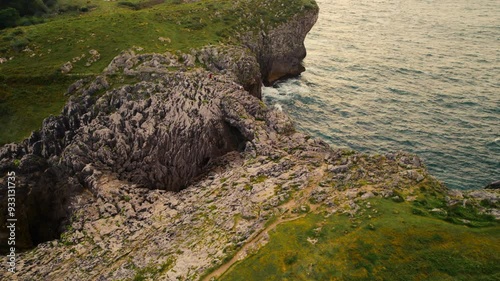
0,48,263,250
243,9,319,85
0,3,321,251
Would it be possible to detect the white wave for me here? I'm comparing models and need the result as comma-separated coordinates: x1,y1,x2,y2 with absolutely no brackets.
262,86,292,101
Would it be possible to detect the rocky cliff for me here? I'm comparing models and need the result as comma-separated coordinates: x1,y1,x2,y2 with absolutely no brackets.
245,9,319,86
0,1,319,257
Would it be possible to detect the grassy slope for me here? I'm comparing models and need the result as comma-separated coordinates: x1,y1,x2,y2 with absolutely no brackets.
0,79,71,143
0,0,317,144
220,196,500,281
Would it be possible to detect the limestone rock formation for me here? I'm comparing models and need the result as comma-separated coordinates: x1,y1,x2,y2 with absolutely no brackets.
242,8,319,85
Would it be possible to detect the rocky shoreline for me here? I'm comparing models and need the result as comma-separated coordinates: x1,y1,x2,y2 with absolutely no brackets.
0,2,498,280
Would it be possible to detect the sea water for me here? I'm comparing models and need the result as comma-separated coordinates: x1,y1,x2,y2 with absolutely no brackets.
263,0,500,189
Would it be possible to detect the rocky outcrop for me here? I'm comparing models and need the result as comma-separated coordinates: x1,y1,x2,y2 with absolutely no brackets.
195,46,263,98
486,180,500,189
242,6,319,85
62,53,257,191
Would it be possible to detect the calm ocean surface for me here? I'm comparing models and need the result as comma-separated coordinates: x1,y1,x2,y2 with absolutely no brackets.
263,0,500,190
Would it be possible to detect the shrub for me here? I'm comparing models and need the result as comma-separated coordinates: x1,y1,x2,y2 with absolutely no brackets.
117,1,140,10
59,4,81,12
118,0,165,11
284,252,298,265
17,17,33,26
0,8,20,29
16,16,45,27
12,29,24,36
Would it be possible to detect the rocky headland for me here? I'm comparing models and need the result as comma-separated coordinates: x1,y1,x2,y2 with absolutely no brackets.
0,1,498,280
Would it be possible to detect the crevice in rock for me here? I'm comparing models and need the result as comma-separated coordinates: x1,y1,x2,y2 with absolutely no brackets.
0,166,81,254
225,122,248,153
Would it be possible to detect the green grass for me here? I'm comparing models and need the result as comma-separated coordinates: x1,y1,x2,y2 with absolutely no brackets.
251,174,268,184
0,0,318,145
219,198,500,281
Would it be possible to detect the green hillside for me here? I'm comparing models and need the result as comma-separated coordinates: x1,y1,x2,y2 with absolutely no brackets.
220,196,500,281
